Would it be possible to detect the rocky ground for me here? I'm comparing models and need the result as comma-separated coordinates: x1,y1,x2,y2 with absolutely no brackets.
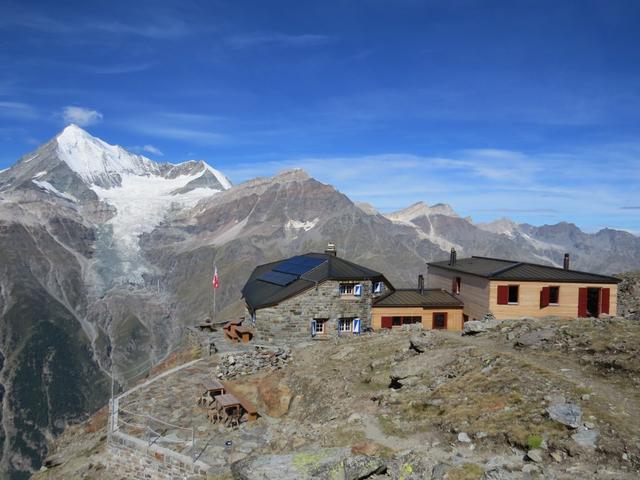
32,312,640,480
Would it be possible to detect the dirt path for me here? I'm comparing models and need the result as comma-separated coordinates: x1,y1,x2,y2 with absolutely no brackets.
442,331,640,422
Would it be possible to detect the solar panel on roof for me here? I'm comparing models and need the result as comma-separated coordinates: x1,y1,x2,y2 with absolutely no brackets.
273,256,325,276
257,271,298,286
273,262,307,275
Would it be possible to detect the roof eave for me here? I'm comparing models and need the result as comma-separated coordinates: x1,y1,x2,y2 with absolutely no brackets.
488,276,621,284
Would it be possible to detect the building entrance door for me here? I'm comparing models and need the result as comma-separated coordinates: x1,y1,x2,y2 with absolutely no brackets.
586,288,600,317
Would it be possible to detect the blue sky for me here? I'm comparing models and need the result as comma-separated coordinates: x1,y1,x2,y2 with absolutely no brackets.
1,0,639,233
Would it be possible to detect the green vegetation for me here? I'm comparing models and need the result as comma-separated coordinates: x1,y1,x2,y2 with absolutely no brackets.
526,434,544,449
446,463,485,480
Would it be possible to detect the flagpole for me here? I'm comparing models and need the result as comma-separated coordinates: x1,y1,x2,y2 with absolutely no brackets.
213,264,216,322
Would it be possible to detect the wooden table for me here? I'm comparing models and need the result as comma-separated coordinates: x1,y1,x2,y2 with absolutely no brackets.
199,380,225,406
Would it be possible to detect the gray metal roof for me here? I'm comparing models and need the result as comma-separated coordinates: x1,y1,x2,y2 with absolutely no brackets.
428,256,621,284
373,289,463,308
242,253,392,310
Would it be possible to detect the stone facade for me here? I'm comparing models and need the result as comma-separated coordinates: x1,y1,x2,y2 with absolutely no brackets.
250,280,378,345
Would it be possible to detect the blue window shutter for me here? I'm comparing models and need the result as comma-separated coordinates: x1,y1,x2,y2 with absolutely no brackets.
353,318,361,334
311,320,317,336
354,284,362,296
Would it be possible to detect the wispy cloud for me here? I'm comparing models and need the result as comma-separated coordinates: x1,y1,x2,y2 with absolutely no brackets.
125,111,227,146
225,32,334,49
220,144,639,231
143,145,163,156
132,125,226,145
61,106,103,126
0,101,38,120
0,12,193,40
129,144,164,156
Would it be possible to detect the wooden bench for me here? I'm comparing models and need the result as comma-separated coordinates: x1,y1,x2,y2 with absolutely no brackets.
234,325,254,343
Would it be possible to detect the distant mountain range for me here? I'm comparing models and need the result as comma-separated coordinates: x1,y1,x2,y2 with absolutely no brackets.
0,126,638,478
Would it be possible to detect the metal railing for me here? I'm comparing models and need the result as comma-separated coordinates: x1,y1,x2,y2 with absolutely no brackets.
117,408,195,450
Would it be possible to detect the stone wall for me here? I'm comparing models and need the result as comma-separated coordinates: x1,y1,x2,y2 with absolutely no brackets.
107,431,210,479
251,280,376,345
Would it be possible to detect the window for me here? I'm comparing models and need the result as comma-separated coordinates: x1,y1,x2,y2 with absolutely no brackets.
339,283,355,295
390,316,422,327
433,312,447,329
508,285,519,304
339,318,353,332
549,286,559,305
314,318,327,334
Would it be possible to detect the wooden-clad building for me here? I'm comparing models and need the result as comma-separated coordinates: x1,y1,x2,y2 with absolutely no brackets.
371,280,464,330
427,250,621,321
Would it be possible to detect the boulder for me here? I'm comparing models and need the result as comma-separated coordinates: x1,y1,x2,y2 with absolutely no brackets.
257,373,294,417
514,328,555,348
457,432,472,443
571,428,599,449
526,449,544,463
408,334,432,353
342,456,387,479
230,448,386,480
463,319,499,335
546,403,582,429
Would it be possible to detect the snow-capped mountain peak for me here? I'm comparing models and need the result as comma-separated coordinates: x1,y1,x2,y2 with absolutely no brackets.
55,124,159,187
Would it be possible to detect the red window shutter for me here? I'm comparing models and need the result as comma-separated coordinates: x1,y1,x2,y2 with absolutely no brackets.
601,288,610,314
578,288,588,317
540,287,550,308
497,285,509,305
381,316,392,329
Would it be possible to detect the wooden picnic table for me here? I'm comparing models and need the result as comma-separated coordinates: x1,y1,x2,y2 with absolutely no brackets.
221,383,259,422
198,380,225,407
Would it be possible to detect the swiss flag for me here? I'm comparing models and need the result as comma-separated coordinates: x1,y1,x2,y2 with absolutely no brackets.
212,266,219,290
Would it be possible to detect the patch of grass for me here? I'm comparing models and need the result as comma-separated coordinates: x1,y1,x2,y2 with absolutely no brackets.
376,414,409,438
526,434,544,449
446,463,485,480
329,425,366,446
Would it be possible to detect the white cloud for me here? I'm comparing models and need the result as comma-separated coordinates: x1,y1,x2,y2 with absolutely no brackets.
221,145,639,231
61,106,103,126
142,144,163,156
0,101,38,119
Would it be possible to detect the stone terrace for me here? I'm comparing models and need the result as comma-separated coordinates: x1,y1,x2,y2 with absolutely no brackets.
116,354,273,473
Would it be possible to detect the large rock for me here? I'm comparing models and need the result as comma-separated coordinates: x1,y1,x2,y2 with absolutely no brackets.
514,328,556,348
230,448,386,480
546,403,582,428
463,319,499,335
408,334,433,353
257,373,294,417
571,428,599,449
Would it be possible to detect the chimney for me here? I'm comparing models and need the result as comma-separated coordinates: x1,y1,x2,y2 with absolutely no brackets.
418,274,424,294
449,248,457,266
325,242,337,257
563,253,570,270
